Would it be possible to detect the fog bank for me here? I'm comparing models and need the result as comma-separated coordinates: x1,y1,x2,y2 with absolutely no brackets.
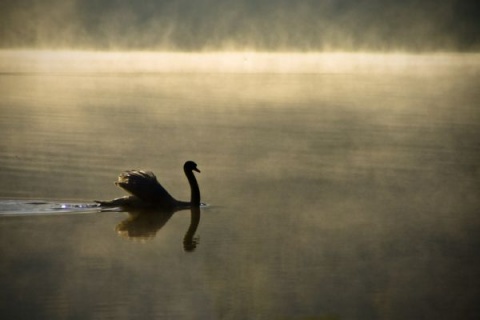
1,0,479,51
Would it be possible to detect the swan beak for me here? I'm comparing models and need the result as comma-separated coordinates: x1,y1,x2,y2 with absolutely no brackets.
194,167,201,173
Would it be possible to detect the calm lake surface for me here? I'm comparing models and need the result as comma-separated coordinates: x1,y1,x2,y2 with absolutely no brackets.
1,51,479,319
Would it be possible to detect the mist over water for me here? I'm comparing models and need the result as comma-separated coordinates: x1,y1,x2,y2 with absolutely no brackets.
0,51,479,319
1,0,479,51
1,3,479,320
2,50,479,75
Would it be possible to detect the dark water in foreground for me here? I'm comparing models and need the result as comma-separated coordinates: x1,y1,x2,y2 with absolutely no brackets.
0,52,479,319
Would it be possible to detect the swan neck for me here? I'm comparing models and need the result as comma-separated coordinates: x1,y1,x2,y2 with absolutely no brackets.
185,169,200,206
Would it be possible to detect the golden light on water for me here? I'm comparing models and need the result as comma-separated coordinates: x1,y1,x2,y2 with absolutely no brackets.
1,46,479,318
1,50,478,75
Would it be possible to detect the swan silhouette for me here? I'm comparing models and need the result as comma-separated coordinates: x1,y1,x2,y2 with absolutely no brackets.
97,161,201,209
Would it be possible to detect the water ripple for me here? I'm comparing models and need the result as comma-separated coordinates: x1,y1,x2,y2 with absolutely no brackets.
0,199,101,216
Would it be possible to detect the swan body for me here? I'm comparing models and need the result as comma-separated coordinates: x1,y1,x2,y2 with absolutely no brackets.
98,161,201,209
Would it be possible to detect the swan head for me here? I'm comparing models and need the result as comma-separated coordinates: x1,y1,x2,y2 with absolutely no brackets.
184,160,200,173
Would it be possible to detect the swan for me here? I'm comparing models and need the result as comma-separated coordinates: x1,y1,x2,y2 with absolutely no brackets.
97,161,201,209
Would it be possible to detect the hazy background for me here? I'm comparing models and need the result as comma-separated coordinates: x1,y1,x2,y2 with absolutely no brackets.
1,0,479,51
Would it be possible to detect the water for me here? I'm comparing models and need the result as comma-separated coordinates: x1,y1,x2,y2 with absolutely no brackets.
1,51,479,319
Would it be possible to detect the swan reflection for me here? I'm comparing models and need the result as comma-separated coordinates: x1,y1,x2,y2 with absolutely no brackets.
115,206,201,251
183,206,201,252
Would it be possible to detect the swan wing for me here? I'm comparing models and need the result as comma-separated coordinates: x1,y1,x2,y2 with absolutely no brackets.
115,170,175,204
